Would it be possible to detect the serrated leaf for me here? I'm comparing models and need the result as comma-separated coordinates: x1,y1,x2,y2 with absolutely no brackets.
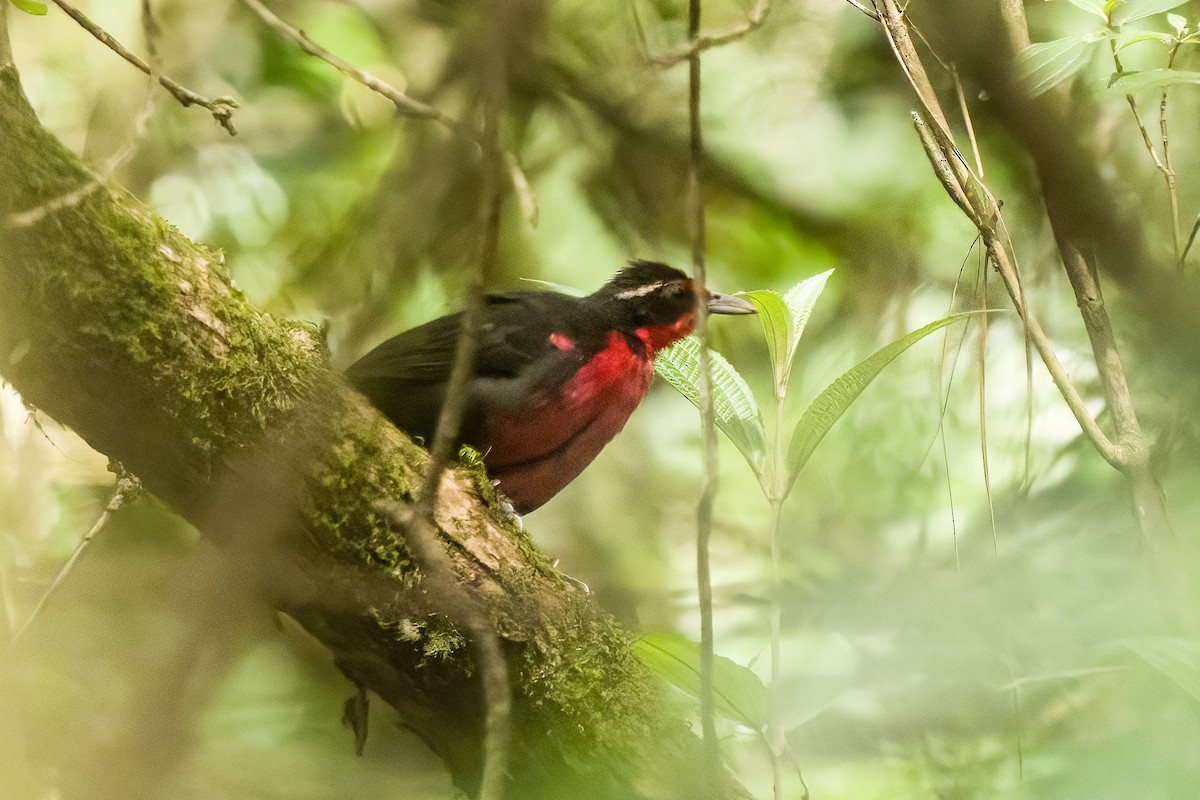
744,270,833,398
743,290,790,394
784,313,978,497
1016,35,1096,96
1066,0,1109,18
1108,67,1200,91
1119,637,1200,704
656,335,766,474
1111,0,1190,25
8,0,48,14
633,632,769,730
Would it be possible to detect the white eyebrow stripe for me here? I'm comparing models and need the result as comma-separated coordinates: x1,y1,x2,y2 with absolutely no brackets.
615,281,668,300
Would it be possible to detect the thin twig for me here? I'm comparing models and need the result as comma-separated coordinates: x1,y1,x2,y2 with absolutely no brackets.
238,0,536,217
653,0,769,67
686,0,721,783
1181,212,1200,265
890,3,1122,469
0,0,13,69
395,6,510,797
7,471,141,650
1110,38,1181,263
238,0,463,133
1161,41,1183,269
953,66,984,178
843,0,881,21
49,0,238,134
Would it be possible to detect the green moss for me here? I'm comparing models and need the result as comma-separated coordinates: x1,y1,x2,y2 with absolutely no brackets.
421,615,469,663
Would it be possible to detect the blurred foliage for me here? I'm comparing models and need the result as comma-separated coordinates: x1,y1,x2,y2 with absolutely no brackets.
4,0,1200,798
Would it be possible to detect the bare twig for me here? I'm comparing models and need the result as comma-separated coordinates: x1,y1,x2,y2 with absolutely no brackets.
654,0,769,67
686,0,721,784
397,5,511,797
844,0,880,21
49,0,238,134
1161,41,1183,269
1182,212,1200,265
237,0,463,133
0,0,13,68
238,0,537,219
1109,38,1183,263
890,5,1122,469
953,67,984,178
7,469,141,651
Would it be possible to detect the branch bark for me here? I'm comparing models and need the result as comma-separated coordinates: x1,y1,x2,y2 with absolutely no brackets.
876,0,1194,625
0,65,747,800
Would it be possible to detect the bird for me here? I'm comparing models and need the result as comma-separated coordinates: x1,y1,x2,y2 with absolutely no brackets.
346,260,757,514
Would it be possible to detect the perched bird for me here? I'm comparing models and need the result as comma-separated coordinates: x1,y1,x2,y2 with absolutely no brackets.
346,261,756,513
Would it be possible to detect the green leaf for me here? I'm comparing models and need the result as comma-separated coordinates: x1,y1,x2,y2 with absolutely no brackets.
1015,35,1097,96
1116,30,1178,50
1119,637,1200,704
1111,0,1190,25
743,270,833,398
784,312,978,497
8,0,48,14
656,335,766,474
1167,12,1189,33
1065,0,1109,19
633,632,769,730
1108,67,1200,91
743,289,791,395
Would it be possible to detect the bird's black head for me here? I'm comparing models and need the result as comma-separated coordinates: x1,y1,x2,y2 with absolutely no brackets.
591,260,756,352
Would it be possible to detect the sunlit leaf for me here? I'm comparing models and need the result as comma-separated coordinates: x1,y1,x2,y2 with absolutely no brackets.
742,290,790,396
744,270,833,398
1168,12,1189,33
1111,0,1190,25
785,313,978,498
1065,0,1109,19
633,632,769,731
8,0,47,15
656,335,766,474
1015,35,1097,96
1108,67,1200,91
1119,637,1200,704
1116,31,1178,50
998,665,1125,690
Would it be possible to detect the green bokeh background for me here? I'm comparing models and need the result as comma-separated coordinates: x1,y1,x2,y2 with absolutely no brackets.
3,0,1200,797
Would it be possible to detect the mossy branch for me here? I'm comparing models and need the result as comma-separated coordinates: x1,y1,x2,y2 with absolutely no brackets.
0,66,746,800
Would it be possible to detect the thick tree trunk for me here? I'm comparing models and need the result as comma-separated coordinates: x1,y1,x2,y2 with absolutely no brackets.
0,67,742,800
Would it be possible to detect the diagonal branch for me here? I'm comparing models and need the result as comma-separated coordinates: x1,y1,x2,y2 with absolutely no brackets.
49,0,238,134
237,0,464,133
0,63,749,800
653,0,769,67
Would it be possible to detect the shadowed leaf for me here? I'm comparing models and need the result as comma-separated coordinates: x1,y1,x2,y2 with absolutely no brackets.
633,632,769,731
785,313,979,498
656,335,766,474
744,269,833,397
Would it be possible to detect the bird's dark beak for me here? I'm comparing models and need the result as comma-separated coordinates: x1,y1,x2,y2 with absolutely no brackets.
706,292,758,315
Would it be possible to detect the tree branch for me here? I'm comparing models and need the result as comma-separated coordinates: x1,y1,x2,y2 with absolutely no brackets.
49,0,238,134
0,64,748,800
237,0,464,133
653,0,769,67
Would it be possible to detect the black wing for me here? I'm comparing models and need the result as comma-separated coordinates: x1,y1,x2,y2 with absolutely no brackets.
345,291,589,442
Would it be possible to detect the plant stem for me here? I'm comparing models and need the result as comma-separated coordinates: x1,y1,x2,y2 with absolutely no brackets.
686,0,721,781
767,388,786,800
0,0,12,68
